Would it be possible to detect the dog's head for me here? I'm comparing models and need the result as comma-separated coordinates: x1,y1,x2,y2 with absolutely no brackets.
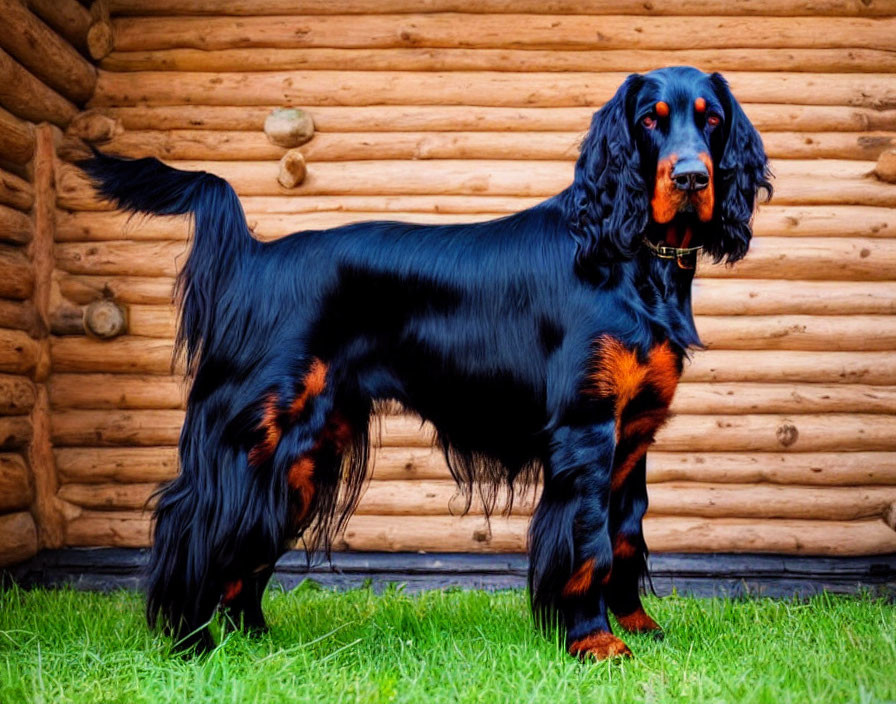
566,66,772,272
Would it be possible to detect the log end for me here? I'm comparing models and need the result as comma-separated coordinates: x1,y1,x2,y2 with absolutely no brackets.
277,150,307,189
874,149,896,184
264,108,314,148
66,110,123,144
87,21,114,61
83,300,127,339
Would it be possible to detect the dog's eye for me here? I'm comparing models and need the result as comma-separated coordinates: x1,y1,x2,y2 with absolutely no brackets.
641,116,657,129
707,114,721,127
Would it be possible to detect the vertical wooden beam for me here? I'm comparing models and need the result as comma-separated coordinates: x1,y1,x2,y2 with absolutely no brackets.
28,123,64,548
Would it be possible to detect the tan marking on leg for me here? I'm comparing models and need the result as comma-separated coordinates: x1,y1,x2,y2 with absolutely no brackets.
611,440,650,491
248,393,281,466
616,607,661,634
287,455,316,521
613,534,637,560
222,579,243,604
289,359,328,418
562,558,596,597
568,631,633,660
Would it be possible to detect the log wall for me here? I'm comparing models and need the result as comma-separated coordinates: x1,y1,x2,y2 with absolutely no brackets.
0,0,95,567
10,1,896,560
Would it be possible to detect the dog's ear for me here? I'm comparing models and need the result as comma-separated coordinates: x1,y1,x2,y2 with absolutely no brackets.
707,72,773,263
566,73,647,273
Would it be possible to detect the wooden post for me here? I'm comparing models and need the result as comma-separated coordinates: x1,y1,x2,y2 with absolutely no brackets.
88,0,115,61
27,124,64,548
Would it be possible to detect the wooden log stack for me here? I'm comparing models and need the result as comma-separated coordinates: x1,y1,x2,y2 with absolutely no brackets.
0,0,97,568
6,0,896,563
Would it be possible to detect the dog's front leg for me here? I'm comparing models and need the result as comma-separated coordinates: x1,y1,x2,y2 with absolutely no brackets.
528,420,632,660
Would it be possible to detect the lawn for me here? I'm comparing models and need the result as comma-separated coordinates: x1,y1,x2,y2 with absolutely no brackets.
0,583,893,704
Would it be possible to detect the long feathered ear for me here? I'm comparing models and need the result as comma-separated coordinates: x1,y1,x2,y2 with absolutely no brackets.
708,72,773,264
566,73,648,273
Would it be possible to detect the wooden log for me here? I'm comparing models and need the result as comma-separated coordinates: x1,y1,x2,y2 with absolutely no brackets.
119,303,896,352
97,104,896,134
40,371,896,416
46,409,896,453
647,483,896,521
0,166,34,211
644,516,896,555
646,452,896,487
697,315,896,351
65,509,152,548
100,46,896,74
51,237,896,282
104,0,896,16
50,445,896,489
0,48,77,126
369,447,896,487
29,123,55,379
90,70,896,109
55,446,177,484
671,382,896,415
0,245,34,300
704,238,896,281
26,0,92,55
0,329,41,375
0,374,35,415
87,0,114,61
692,280,896,316
264,107,314,148
48,335,896,383
53,204,896,242
0,414,32,450
58,481,158,511
0,105,35,164
0,453,31,512
49,373,184,409
57,274,174,306
98,128,896,163
51,336,177,374
57,157,883,209
59,478,896,521
683,351,896,385
0,511,38,565
109,16,896,52
0,0,96,103
0,203,33,245
336,515,896,555
0,299,42,337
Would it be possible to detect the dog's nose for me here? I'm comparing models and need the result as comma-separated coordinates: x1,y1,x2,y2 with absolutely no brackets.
671,158,710,192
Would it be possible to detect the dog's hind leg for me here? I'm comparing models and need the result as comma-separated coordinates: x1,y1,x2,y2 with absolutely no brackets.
221,565,275,635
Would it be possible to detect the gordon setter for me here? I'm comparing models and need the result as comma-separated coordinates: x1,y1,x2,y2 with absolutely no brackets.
80,66,771,659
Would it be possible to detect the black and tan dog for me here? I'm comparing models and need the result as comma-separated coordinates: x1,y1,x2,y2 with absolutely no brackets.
81,66,771,659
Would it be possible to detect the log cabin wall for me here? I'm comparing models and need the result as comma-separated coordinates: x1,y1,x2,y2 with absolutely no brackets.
0,0,97,565
15,0,896,561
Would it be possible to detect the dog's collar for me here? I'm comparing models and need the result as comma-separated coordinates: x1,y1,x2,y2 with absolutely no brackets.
641,237,703,270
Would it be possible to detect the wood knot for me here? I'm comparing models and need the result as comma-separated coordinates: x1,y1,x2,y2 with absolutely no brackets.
776,422,799,448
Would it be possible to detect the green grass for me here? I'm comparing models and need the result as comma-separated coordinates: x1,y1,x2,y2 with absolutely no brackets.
0,583,893,704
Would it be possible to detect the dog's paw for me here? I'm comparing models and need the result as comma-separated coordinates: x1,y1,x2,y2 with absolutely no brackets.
568,631,633,660
616,607,664,640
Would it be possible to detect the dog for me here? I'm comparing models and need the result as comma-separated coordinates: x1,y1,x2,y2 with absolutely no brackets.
80,66,771,659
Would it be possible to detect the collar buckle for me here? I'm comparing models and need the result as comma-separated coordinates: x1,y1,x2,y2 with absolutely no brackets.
642,237,703,270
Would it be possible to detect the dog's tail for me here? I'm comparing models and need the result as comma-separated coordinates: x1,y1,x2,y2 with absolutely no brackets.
78,151,258,373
